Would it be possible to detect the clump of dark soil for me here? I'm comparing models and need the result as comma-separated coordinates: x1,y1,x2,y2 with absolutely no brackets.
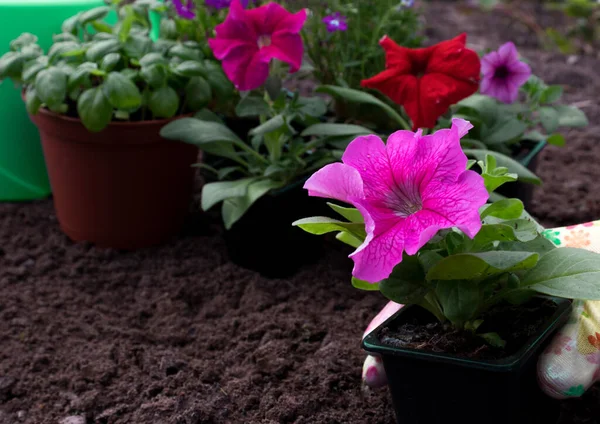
379,298,559,359
0,2,600,424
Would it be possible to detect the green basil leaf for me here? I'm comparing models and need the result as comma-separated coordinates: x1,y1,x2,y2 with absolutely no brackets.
103,72,142,111
86,39,120,62
148,86,179,118
140,63,169,88
122,34,152,59
101,53,121,72
77,86,113,132
35,67,67,109
78,6,110,25
185,76,212,111
25,86,42,115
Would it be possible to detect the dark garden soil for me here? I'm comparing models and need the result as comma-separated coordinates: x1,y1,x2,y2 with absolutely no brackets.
1,2,600,424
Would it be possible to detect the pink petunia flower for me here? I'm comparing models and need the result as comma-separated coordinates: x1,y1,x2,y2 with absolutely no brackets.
208,0,307,91
480,42,531,104
304,118,488,283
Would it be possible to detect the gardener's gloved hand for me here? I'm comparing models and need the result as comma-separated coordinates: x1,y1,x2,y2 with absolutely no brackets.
362,221,600,398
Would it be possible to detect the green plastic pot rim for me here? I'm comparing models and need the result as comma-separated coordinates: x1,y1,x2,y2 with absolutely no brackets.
519,139,547,167
362,295,571,372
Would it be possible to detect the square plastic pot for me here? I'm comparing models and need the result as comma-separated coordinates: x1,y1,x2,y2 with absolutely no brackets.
362,296,571,424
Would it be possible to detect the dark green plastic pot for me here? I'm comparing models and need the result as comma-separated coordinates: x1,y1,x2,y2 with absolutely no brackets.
362,295,571,424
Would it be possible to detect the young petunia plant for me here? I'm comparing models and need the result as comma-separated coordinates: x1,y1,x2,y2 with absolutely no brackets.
294,118,600,334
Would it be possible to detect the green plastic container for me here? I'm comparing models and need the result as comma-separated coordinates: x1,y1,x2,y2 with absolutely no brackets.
0,0,106,201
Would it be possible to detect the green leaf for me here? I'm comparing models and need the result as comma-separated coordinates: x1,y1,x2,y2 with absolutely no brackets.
221,179,282,229
101,53,121,71
480,332,506,348
520,248,600,299
457,94,499,123
301,123,374,137
316,85,408,127
85,39,120,62
484,118,527,144
497,236,557,255
249,114,286,136
540,106,559,133
25,87,42,115
0,52,23,79
297,97,327,117
327,203,364,223
62,15,81,35
35,68,67,109
540,85,563,103
160,118,244,146
78,6,110,25
437,280,480,327
169,45,202,61
185,76,212,111
48,41,81,63
77,86,113,132
464,149,541,185
68,62,96,91
140,63,168,88
201,177,260,211
203,60,233,99
480,199,524,220
123,34,152,59
292,217,366,240
139,52,168,67
546,133,566,147
352,277,379,291
380,255,429,304
91,21,113,35
336,231,362,248
554,105,588,128
194,109,223,124
22,60,47,84
103,72,142,111
149,86,179,119
427,251,539,281
235,96,270,117
174,60,206,77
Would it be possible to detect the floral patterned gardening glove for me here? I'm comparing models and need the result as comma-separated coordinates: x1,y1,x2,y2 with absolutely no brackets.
362,220,600,399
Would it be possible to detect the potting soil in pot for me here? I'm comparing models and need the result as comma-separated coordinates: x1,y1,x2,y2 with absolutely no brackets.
378,297,559,359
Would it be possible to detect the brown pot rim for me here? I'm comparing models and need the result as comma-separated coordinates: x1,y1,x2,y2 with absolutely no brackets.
35,105,191,128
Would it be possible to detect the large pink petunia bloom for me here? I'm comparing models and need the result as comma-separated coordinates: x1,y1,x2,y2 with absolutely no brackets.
480,42,531,104
304,118,489,283
208,0,307,91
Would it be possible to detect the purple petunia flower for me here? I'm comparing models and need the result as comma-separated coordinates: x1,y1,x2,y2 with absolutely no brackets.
205,0,249,9
322,12,348,33
172,0,196,19
480,42,532,104
399,0,414,8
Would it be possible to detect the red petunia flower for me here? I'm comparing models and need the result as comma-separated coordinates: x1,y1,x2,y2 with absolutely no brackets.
361,34,480,130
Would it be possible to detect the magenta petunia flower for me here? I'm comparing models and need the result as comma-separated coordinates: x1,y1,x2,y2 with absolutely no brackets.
322,12,348,32
304,118,489,283
208,0,307,91
172,0,196,19
480,42,532,104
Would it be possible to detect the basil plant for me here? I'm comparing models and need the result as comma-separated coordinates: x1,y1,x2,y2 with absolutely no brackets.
160,89,375,229
0,4,234,132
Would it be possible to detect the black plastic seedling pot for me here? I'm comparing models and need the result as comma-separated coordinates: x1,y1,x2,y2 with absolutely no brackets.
224,181,331,278
362,296,571,424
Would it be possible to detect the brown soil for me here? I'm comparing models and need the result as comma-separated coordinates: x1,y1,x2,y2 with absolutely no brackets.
378,298,559,360
1,2,600,424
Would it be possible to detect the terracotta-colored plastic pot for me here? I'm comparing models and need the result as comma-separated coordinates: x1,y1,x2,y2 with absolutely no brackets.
29,108,198,249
